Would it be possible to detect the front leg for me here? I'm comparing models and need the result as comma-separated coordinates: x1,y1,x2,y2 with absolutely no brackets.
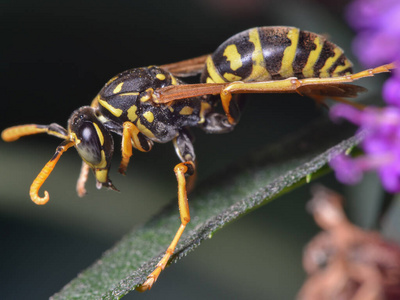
119,121,153,175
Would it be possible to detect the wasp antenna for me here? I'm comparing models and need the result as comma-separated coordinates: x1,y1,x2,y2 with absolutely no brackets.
29,140,75,205
1,123,68,142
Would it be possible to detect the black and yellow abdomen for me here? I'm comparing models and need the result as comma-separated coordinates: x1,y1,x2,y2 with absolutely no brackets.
201,26,353,84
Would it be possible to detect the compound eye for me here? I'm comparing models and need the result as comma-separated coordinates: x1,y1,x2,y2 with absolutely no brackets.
75,122,103,167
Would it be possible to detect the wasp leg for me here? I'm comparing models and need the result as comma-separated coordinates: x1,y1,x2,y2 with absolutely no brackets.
76,162,90,197
219,63,395,124
1,123,68,142
137,160,195,292
173,128,198,192
119,121,153,175
30,140,75,205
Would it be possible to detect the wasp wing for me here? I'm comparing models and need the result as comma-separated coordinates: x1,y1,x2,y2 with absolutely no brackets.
160,54,209,77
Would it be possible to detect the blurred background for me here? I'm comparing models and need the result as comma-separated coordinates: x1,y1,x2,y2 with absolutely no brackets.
1,0,396,299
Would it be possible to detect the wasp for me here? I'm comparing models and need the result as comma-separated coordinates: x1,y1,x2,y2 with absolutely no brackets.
1,26,394,291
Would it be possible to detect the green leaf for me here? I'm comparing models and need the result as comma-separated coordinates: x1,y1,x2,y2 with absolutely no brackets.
51,118,359,300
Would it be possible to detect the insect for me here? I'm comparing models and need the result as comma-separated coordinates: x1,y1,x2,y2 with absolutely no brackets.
1,26,394,291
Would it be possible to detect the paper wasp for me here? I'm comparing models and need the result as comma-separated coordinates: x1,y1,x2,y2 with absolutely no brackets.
1,26,394,291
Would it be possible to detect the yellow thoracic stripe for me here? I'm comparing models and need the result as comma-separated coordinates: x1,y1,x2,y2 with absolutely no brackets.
98,98,123,117
113,82,124,94
127,105,138,122
280,28,299,78
143,111,155,123
302,36,324,78
179,106,194,115
136,118,155,138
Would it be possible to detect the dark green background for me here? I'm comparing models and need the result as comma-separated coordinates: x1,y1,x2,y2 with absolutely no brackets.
1,0,387,299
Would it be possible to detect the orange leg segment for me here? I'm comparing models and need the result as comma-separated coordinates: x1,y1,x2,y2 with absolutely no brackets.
153,63,395,125
119,122,152,175
219,63,395,124
29,140,74,205
137,161,195,292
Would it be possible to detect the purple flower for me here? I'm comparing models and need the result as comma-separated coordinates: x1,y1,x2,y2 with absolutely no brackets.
346,0,400,67
346,0,400,106
329,0,400,192
330,105,400,192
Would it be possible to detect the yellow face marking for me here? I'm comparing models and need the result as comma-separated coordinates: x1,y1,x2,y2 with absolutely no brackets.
319,47,343,78
332,58,353,76
143,111,155,123
156,73,166,80
69,132,81,145
98,98,123,117
137,119,155,138
302,36,324,78
223,72,242,81
247,28,270,81
127,105,138,122
113,82,124,94
179,106,194,115
92,122,104,146
199,102,212,124
168,106,174,113
95,167,108,183
206,55,226,83
223,44,242,71
280,28,300,78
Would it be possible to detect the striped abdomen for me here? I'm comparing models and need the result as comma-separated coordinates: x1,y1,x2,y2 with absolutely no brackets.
201,26,353,84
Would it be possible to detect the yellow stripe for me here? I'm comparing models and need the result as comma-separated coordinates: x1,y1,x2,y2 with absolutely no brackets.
136,119,155,138
223,73,242,81
106,75,118,85
92,123,104,146
156,73,166,80
302,36,324,78
199,102,211,124
206,55,226,83
98,98,123,117
143,111,154,123
119,92,139,96
247,28,270,81
280,28,300,78
319,47,343,78
127,105,138,122
113,82,124,94
170,75,178,85
179,106,194,115
223,44,242,71
332,58,353,76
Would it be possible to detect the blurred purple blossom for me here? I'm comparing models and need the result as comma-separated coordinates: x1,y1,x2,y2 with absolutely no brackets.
330,105,400,192
329,0,400,192
346,0,400,105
